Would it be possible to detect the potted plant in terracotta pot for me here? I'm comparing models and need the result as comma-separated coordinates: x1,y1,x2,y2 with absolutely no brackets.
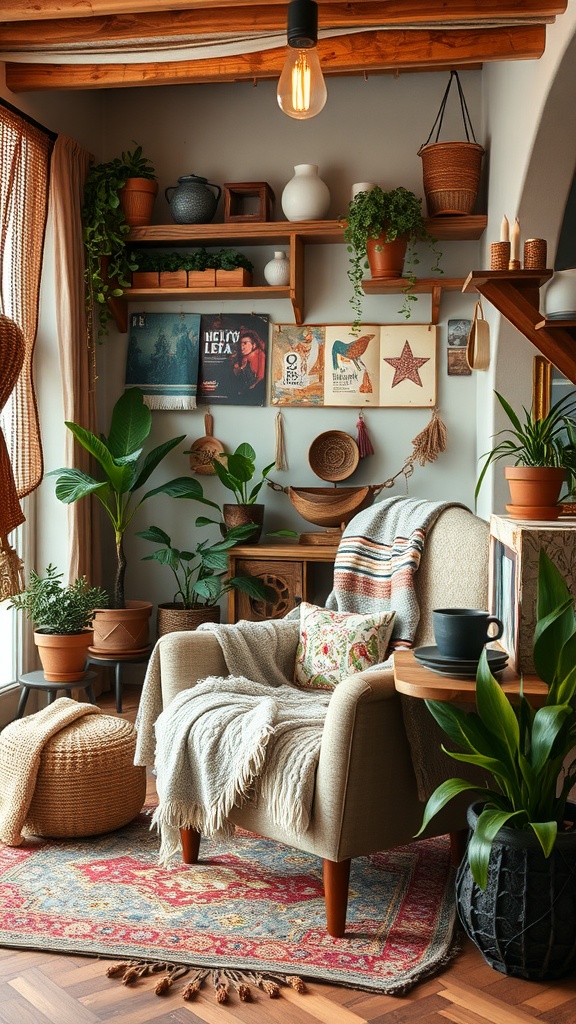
475,390,576,519
50,387,202,654
9,565,108,681
181,442,275,544
342,185,442,328
136,523,272,636
418,549,576,981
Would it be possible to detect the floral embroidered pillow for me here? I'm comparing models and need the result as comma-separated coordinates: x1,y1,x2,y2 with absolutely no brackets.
294,602,396,691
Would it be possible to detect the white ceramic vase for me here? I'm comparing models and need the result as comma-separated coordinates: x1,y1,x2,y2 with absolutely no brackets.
281,163,331,222
543,268,576,318
263,251,291,286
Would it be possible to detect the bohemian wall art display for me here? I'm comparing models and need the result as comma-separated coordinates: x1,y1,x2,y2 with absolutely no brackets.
271,324,437,408
125,311,201,410
197,313,269,407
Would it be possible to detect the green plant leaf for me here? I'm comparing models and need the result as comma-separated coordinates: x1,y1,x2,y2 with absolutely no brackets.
131,436,186,492
468,807,524,889
50,468,107,504
105,388,152,458
416,778,488,836
529,819,558,858
136,525,171,545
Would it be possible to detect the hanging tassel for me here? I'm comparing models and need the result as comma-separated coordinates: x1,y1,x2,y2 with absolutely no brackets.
410,407,448,467
356,410,374,457
274,410,288,471
0,535,25,602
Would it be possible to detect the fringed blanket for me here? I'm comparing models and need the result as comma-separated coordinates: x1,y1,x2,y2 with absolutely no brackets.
0,697,100,846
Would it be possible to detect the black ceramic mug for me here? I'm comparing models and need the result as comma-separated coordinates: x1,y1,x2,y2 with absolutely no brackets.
432,608,504,660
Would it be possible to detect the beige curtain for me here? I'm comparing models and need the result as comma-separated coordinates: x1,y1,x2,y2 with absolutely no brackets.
0,103,52,498
49,134,101,585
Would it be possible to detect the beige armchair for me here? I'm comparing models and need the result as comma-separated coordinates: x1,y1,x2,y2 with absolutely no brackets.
151,506,489,937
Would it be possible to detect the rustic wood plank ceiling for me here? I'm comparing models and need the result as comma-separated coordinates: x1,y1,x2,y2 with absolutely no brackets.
0,0,567,92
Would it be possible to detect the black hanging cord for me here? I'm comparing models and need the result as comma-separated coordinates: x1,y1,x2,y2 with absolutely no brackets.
421,70,478,148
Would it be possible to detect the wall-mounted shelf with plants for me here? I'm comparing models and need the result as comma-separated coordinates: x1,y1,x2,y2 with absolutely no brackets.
107,216,487,332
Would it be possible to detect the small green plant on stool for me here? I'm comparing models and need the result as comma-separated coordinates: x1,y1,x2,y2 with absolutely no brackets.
9,565,108,634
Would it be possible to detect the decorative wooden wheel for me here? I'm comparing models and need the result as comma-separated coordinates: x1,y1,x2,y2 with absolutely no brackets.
249,573,293,619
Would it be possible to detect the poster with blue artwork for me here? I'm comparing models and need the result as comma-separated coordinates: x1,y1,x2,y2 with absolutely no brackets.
125,311,201,409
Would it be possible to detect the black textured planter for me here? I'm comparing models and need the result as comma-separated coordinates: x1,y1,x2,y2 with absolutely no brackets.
456,802,576,980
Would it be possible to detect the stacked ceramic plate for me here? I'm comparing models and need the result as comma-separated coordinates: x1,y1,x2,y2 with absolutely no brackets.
414,645,509,678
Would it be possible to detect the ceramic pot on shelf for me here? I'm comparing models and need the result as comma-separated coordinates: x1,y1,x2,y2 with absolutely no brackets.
281,164,330,222
366,233,408,279
165,174,222,225
264,251,291,286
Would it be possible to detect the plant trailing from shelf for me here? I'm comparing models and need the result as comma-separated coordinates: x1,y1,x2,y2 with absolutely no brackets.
417,549,576,979
82,144,157,336
50,387,201,609
136,523,270,608
9,564,108,635
342,185,442,328
475,390,576,504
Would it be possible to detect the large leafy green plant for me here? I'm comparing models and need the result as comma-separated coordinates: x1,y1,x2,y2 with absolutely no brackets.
9,565,108,635
342,185,442,326
50,388,199,610
418,549,576,889
475,390,576,501
136,524,269,608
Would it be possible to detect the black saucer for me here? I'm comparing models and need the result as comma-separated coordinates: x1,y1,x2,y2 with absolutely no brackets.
414,645,508,672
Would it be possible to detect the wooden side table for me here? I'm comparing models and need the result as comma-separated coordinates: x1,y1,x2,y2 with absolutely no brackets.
16,670,98,719
227,541,339,623
393,649,547,706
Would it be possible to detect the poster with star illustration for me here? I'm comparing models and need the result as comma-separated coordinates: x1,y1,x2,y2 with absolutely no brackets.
379,325,437,407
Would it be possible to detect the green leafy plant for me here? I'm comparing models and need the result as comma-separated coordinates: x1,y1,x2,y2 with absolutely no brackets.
180,444,274,523
418,548,576,889
342,185,442,327
82,144,156,335
475,390,576,501
9,565,108,634
49,388,201,610
215,248,254,272
136,524,271,608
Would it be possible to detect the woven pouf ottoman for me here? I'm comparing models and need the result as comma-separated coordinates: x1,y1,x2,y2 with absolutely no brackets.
21,714,146,839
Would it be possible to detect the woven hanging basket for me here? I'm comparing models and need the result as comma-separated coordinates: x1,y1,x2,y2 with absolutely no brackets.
418,71,484,216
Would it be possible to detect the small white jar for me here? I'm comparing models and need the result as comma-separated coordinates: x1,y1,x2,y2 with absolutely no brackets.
264,251,291,286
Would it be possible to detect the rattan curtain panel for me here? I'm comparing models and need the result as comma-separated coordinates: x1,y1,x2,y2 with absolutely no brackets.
0,102,54,497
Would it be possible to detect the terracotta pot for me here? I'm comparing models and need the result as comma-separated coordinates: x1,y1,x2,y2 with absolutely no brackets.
223,503,264,544
34,629,93,683
157,603,221,638
90,601,152,655
366,233,408,279
118,177,158,227
505,466,565,513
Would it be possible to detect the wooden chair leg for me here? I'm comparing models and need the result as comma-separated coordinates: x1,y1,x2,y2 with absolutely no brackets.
180,827,201,864
449,828,468,866
323,857,351,938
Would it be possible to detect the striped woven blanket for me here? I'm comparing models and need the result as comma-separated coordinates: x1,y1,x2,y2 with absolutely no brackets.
325,495,467,656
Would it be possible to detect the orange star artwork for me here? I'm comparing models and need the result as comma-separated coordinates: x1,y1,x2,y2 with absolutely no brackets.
384,340,430,387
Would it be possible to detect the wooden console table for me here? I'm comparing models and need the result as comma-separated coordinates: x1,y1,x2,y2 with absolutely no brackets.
227,540,339,623
393,649,548,706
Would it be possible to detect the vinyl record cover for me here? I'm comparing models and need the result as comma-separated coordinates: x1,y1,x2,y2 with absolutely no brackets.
125,311,201,409
198,313,269,406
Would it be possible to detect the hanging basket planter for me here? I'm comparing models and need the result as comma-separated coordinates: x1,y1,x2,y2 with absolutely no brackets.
418,70,484,216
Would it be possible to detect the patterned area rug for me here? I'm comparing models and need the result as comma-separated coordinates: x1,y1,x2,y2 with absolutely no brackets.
0,810,458,1000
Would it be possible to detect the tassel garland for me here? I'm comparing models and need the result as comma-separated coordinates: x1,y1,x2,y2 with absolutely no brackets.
411,407,447,466
274,411,288,471
356,410,374,457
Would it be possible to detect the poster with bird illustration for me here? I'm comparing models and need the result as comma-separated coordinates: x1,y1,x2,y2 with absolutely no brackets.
271,324,436,407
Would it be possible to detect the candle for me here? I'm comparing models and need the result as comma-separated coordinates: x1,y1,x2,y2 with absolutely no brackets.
511,218,520,261
500,215,510,243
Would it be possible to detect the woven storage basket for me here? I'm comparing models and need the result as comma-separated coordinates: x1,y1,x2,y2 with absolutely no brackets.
18,715,146,838
157,602,220,637
418,71,484,217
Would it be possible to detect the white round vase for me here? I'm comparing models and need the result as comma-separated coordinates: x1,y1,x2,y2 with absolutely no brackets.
264,251,291,286
543,269,576,319
281,164,331,222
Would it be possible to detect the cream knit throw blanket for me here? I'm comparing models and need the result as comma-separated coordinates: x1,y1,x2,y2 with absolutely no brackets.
0,696,100,846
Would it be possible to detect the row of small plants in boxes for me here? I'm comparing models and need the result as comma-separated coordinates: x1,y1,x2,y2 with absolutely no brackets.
130,247,254,288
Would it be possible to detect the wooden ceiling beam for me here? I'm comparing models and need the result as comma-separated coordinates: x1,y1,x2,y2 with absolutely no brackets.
0,0,566,23
5,25,546,91
0,2,560,48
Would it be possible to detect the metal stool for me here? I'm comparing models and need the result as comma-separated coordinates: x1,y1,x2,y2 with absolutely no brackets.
16,670,98,719
85,647,152,712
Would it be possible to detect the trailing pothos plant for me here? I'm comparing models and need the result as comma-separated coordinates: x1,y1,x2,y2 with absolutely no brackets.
342,185,442,328
417,548,576,889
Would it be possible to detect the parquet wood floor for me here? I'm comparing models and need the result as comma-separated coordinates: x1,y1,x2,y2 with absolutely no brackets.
1,683,575,1024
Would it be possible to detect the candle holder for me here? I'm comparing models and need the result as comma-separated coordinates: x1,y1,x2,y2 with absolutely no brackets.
523,238,547,270
490,241,510,270
508,259,521,271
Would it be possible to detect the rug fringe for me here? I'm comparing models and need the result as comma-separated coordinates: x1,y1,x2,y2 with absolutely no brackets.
105,959,307,1004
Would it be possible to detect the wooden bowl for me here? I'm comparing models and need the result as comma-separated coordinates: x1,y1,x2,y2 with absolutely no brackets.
288,485,376,528
308,431,359,482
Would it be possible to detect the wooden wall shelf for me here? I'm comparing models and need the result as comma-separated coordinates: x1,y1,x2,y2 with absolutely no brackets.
109,216,487,332
362,277,464,324
463,269,576,384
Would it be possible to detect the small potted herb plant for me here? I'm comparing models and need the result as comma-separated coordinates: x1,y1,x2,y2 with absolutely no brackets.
181,442,275,543
9,565,108,681
342,185,442,328
215,248,254,286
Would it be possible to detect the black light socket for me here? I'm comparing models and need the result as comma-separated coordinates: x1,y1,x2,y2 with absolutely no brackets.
287,0,318,49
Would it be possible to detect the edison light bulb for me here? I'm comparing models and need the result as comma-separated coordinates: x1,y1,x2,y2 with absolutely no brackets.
277,46,327,120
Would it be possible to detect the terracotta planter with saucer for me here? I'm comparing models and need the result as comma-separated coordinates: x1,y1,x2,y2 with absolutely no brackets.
34,629,93,682
505,466,565,520
90,601,153,655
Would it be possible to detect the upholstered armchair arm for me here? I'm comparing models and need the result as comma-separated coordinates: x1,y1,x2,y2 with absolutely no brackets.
156,630,228,708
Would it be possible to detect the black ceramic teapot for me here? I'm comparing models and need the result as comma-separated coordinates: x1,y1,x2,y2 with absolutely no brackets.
165,174,222,224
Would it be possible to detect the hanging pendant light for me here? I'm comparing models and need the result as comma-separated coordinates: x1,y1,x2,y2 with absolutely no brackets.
277,0,327,120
